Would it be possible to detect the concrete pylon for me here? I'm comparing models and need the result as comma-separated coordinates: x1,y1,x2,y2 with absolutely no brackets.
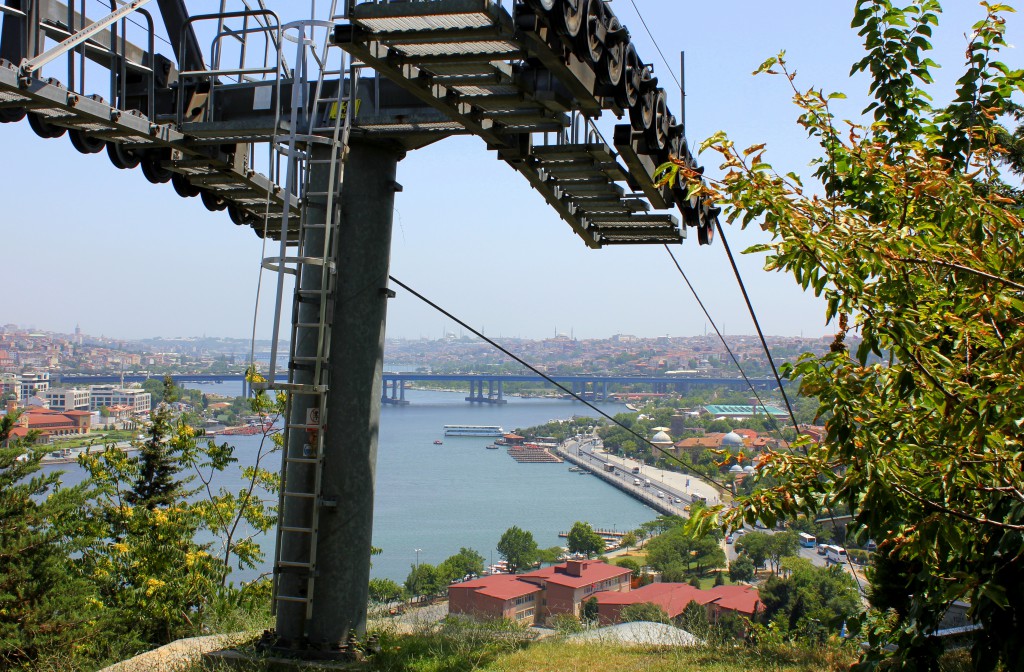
275,140,404,645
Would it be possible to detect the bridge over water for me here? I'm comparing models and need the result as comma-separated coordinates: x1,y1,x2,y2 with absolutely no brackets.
56,372,774,404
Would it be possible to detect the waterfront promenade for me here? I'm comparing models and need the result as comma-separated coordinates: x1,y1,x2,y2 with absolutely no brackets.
556,436,724,516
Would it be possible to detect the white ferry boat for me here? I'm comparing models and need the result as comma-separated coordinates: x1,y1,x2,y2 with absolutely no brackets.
443,424,505,437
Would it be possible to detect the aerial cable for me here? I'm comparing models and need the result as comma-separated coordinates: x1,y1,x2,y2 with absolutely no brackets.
622,0,799,433
663,245,796,441
388,274,731,493
713,222,800,433
625,0,682,92
626,2,860,585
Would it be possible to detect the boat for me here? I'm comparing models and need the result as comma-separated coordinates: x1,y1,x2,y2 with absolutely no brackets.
443,424,505,437
433,440,443,445
485,443,499,450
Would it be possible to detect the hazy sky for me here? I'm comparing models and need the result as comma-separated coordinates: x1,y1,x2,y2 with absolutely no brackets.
2,1,1018,341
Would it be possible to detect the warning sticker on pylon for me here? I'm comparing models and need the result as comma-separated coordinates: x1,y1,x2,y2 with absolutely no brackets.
306,408,321,426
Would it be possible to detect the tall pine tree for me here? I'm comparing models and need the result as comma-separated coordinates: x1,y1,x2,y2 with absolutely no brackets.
0,414,102,669
127,377,186,508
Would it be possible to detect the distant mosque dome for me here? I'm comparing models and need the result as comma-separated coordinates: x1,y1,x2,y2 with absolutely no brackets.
743,465,756,474
722,431,745,447
729,464,744,473
651,430,673,447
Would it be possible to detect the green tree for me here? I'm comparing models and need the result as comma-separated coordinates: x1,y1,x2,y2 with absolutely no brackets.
581,597,599,622
765,531,800,575
78,368,281,649
537,546,565,565
566,521,605,558
620,602,669,624
734,532,770,573
0,416,103,669
678,600,710,636
497,526,539,573
619,531,638,550
126,377,185,509
438,547,486,584
185,370,283,585
679,4,1024,664
368,578,404,603
729,554,756,583
760,558,861,638
646,527,725,578
404,563,440,597
614,557,642,579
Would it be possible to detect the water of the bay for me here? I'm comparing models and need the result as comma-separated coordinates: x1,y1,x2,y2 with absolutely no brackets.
41,385,656,584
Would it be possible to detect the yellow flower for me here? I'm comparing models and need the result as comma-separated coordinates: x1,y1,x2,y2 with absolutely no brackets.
145,578,166,596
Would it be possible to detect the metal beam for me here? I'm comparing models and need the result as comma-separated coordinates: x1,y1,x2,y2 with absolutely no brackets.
20,0,152,76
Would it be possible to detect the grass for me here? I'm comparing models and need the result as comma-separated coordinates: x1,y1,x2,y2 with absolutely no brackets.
74,616,992,672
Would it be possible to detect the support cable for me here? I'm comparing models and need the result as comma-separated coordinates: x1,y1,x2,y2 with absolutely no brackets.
663,245,797,439
625,0,681,92
388,275,731,494
712,222,800,434
622,2,862,589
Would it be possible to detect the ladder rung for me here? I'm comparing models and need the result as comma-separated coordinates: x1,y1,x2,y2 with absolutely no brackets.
275,594,311,604
286,423,323,431
283,491,318,499
291,355,326,362
294,322,327,329
285,456,320,464
277,559,314,568
280,525,314,533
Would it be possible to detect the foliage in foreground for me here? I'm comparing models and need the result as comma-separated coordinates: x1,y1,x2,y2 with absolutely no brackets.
0,371,281,670
665,1,1024,669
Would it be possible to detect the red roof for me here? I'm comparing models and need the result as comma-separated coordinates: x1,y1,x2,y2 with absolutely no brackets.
596,583,761,618
64,410,91,416
595,582,714,618
452,574,541,601
525,561,632,588
706,584,761,615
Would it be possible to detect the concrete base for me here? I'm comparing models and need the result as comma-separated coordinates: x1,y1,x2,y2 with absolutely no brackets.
381,397,410,406
463,397,508,404
203,649,362,671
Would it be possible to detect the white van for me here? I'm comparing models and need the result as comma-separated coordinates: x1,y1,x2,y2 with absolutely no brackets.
633,478,641,486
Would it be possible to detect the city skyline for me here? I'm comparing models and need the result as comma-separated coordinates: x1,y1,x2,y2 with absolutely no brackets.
2,3,1016,341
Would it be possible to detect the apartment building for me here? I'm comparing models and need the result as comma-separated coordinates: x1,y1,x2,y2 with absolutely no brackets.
41,387,91,411
88,385,151,414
